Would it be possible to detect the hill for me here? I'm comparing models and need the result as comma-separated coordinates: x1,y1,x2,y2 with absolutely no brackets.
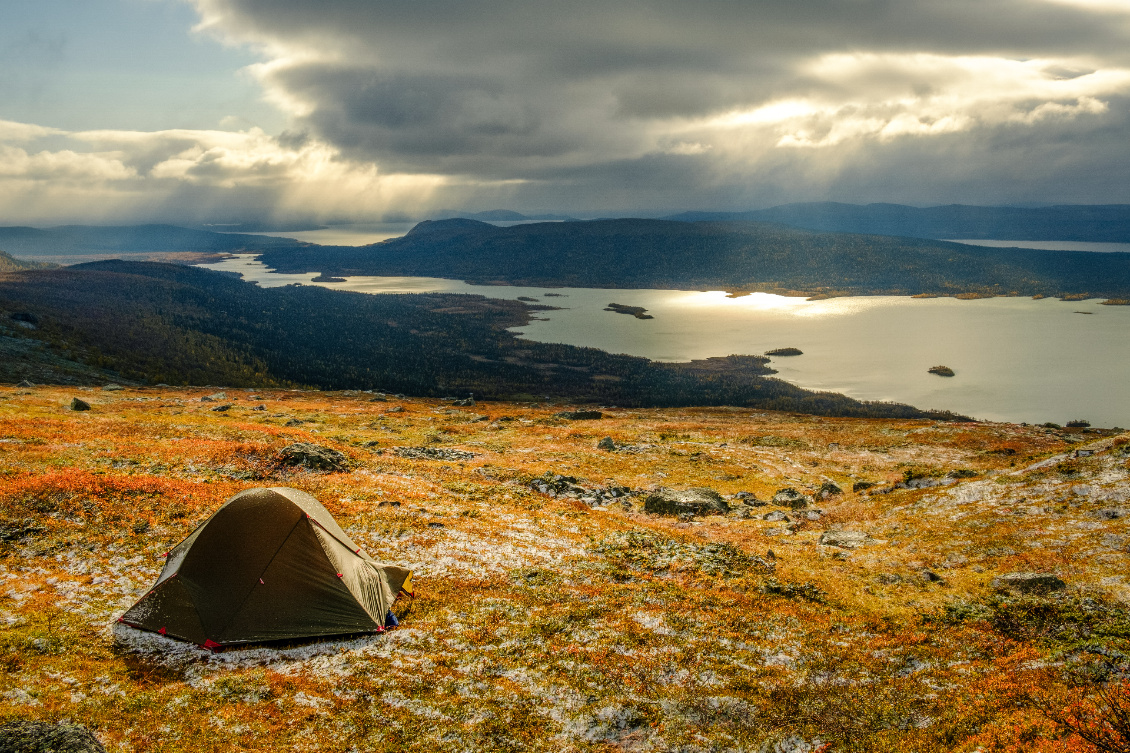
0,224,306,258
666,202,1130,243
1,385,1127,751
0,249,52,274
256,217,1130,298
0,261,959,418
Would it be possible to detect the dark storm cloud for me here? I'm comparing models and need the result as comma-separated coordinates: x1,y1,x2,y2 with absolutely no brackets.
186,0,1130,207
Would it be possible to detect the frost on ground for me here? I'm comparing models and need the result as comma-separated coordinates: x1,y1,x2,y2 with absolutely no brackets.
1,387,1129,751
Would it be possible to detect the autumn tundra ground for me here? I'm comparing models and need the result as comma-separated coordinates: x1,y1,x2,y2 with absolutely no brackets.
2,385,1129,752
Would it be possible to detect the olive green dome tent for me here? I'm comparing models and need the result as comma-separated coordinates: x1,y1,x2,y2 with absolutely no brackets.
120,487,412,648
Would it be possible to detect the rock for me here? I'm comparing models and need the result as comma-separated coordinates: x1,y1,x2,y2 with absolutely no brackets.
819,531,873,549
451,397,475,407
387,406,405,413
597,436,617,451
928,365,955,377
643,487,729,517
920,570,945,584
102,383,124,391
284,419,304,426
394,446,478,461
815,481,843,501
211,404,233,412
0,721,107,753
852,481,876,492
204,392,227,401
763,511,790,522
369,396,388,402
733,491,766,507
70,397,91,412
555,410,603,420
278,442,348,472
252,405,266,411
16,379,35,388
772,487,810,509
991,572,1067,594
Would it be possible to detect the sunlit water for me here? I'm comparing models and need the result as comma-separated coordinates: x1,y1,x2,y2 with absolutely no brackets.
948,239,1130,254
200,255,1130,427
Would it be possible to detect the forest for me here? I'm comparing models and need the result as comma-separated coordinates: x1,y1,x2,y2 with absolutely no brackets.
0,260,965,418
256,218,1130,297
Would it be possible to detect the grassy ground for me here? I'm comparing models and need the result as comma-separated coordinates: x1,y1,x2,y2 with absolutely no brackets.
1,385,1129,752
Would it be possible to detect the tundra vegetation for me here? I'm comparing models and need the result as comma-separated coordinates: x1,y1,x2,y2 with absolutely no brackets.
1,385,1128,751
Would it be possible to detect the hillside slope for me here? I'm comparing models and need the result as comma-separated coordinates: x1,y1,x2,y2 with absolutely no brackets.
0,261,959,418
0,224,306,258
667,202,1130,242
256,218,1130,297
0,249,52,274
1,386,1127,751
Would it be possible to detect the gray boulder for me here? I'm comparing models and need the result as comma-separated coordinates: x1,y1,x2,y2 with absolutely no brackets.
815,481,843,501
0,721,106,753
597,436,617,451
991,572,1067,594
772,487,810,509
278,442,348,472
763,511,790,522
819,531,873,549
69,397,91,412
644,487,729,517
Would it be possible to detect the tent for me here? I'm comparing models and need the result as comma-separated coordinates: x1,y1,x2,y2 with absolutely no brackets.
120,487,413,648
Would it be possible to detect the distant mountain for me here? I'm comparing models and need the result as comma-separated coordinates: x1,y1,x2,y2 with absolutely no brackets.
0,224,306,257
665,203,1130,243
0,249,53,273
257,217,1130,298
433,209,578,222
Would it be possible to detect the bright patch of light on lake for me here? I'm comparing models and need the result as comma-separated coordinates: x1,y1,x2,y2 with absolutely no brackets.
200,255,1130,427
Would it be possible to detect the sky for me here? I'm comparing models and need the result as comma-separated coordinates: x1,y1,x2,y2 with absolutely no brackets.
1,0,1129,225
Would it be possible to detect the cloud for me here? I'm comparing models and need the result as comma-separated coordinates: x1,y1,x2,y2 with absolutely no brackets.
6,0,1130,223
0,120,453,224
173,0,1130,211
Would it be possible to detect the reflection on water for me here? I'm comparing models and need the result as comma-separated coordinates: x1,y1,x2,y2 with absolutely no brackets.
199,255,1130,427
948,239,1130,254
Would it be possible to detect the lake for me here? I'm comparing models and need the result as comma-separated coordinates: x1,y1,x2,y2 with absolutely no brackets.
200,255,1130,427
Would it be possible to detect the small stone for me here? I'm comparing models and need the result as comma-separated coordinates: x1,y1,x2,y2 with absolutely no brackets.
285,419,304,426
763,511,790,522
0,721,107,753
597,436,617,451
207,392,227,400
772,487,810,509
643,487,729,517
211,404,233,412
555,410,603,420
819,530,873,549
252,405,266,411
70,397,91,411
387,406,405,413
451,397,475,407
278,442,348,472
991,572,1067,594
815,481,843,500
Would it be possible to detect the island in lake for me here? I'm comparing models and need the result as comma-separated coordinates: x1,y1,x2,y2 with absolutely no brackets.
929,365,956,377
766,347,804,356
604,302,654,319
